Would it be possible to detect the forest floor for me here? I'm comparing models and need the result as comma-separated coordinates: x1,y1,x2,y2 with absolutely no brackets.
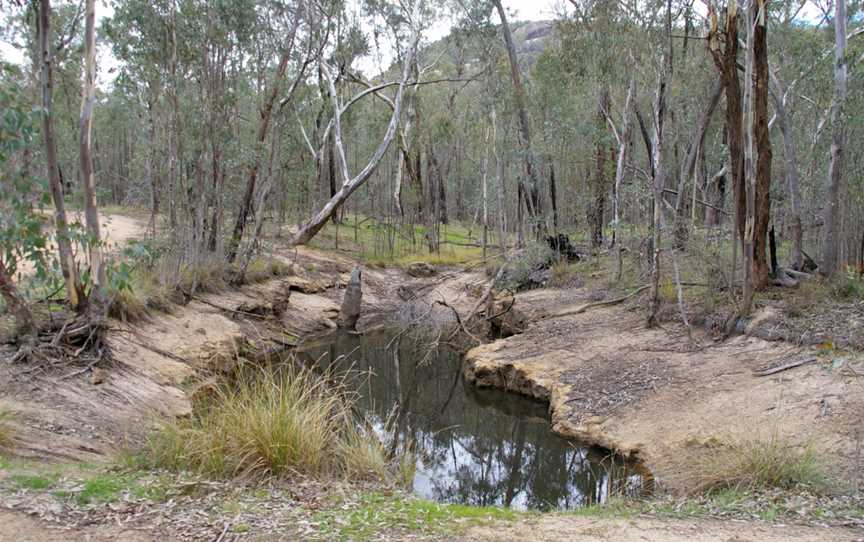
1,210,863,540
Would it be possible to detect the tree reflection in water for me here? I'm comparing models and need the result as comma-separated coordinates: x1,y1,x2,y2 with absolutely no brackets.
295,330,649,511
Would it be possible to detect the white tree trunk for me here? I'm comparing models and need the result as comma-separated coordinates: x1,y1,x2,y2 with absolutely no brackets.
822,0,848,277
290,21,421,246
79,0,106,314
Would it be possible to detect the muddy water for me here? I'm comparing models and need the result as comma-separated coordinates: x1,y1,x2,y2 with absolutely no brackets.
295,330,649,511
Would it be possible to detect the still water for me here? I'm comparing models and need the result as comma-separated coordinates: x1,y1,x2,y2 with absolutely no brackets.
295,330,649,511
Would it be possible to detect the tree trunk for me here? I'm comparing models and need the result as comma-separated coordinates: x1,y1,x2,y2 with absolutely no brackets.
769,73,803,271
751,0,773,290
708,2,745,297
145,87,160,237
822,0,847,277
549,161,559,233
614,77,636,282
648,70,668,328
290,27,420,246
79,0,106,318
39,0,84,311
589,88,610,251
491,0,543,235
227,15,301,262
648,0,672,328
674,79,723,248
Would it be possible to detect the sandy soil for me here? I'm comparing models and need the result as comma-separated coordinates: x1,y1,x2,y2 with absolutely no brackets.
16,211,147,278
464,286,864,493
467,515,860,542
2,213,863,540
0,510,157,542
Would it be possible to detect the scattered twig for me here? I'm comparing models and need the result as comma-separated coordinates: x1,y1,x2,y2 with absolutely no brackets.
545,285,649,319
190,294,270,319
753,356,817,377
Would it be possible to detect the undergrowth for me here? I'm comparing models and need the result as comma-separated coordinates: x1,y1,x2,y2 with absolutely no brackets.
0,406,14,452
141,365,397,482
108,255,292,323
692,433,829,493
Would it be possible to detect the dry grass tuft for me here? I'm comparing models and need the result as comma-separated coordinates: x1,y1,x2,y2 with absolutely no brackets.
0,406,16,452
142,365,394,482
692,433,829,493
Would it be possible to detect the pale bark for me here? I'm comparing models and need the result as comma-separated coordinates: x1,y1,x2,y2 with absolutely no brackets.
614,77,636,282
39,0,83,311
648,70,668,328
79,0,106,316
290,24,420,246
822,0,847,277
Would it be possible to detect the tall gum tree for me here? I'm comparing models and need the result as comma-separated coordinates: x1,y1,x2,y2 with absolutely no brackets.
822,0,848,277
38,0,84,311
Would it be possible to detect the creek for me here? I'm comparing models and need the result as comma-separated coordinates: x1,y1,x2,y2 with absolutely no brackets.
295,329,650,511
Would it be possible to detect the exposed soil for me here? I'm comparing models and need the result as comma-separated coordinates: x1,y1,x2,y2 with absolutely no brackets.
466,515,860,542
2,214,864,540
464,286,864,494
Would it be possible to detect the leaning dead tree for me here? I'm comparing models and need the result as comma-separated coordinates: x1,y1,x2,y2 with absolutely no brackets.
289,9,421,246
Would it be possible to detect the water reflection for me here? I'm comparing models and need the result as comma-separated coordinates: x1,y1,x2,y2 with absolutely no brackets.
294,330,648,511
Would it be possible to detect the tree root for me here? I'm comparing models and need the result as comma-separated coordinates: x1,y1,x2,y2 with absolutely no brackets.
8,313,108,378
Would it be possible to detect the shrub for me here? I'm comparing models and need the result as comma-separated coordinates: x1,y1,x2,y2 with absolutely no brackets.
143,365,394,482
499,242,555,290
693,433,828,492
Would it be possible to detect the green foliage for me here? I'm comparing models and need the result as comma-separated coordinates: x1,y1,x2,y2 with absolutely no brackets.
0,69,51,282
141,365,395,482
10,474,57,490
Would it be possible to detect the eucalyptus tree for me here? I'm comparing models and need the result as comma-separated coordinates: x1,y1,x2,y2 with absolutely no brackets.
289,1,424,246
822,0,848,277
78,0,107,319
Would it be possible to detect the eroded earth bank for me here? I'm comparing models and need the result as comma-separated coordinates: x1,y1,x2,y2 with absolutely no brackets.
1,231,862,541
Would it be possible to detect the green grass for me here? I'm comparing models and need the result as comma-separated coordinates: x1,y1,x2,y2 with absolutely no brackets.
10,473,57,490
141,365,394,481
310,214,487,267
313,492,521,541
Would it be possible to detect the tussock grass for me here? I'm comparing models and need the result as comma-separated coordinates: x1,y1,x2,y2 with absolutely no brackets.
0,406,14,452
693,434,829,493
143,365,393,482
